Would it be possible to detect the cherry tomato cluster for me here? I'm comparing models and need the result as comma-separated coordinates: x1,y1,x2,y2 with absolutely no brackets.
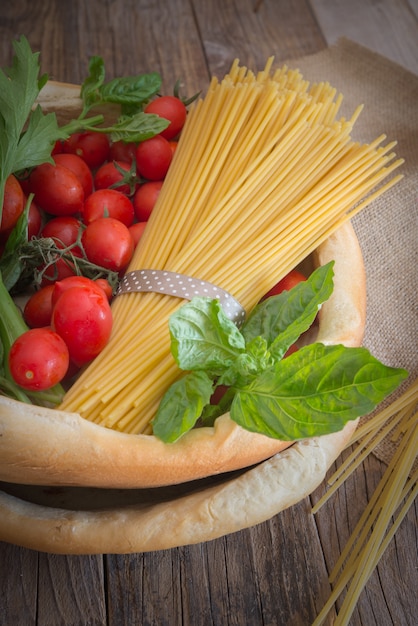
1,94,187,261
2,90,306,394
10,276,113,390
2,95,188,391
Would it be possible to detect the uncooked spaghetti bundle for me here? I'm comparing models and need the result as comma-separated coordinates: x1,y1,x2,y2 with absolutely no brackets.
59,58,403,433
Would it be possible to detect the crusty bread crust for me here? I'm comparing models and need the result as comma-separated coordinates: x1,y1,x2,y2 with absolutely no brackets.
0,221,365,489
0,399,292,487
0,419,357,554
314,222,366,348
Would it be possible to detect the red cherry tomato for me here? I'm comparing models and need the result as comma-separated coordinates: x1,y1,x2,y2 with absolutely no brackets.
210,384,228,406
28,162,84,216
9,327,69,390
144,96,187,140
51,275,110,308
51,140,64,155
27,199,43,240
40,216,83,250
168,141,178,156
284,344,299,358
133,181,163,221
82,217,134,272
63,131,110,169
94,160,138,196
39,216,83,286
51,286,113,366
94,278,114,301
129,221,147,247
109,140,137,163
54,153,94,198
40,257,81,286
82,189,135,227
1,174,25,232
136,136,172,181
23,285,55,328
262,269,307,300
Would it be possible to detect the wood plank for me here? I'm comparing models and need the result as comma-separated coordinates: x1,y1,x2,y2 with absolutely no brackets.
311,449,418,625
178,543,225,625
36,554,106,625
0,0,209,92
310,0,418,74
106,550,183,625
0,543,38,626
192,0,326,78
105,507,336,626
248,503,336,625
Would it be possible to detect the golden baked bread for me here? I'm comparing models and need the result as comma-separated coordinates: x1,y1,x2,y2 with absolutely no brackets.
0,79,367,553
0,220,366,489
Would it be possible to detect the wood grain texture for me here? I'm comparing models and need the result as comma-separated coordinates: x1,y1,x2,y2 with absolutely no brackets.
0,1,417,625
192,0,326,79
0,543,38,625
309,0,418,74
0,0,208,91
311,447,418,625
36,554,106,626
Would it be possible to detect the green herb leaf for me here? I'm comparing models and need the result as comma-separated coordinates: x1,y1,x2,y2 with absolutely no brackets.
0,37,43,139
0,195,31,290
98,72,162,107
242,262,334,359
0,36,65,218
80,55,106,112
79,56,162,121
152,371,214,442
217,337,274,387
169,297,246,375
11,106,64,172
230,343,409,440
108,111,169,143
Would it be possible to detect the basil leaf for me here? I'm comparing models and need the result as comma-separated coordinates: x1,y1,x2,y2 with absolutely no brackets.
80,57,161,118
80,56,106,111
169,297,246,374
98,72,161,106
201,386,236,424
152,371,214,443
109,112,169,143
217,337,274,388
230,343,408,440
242,262,334,359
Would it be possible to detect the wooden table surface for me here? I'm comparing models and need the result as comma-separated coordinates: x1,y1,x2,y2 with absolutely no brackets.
0,1,417,625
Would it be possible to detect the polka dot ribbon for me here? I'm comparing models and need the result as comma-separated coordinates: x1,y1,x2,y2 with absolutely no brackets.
116,269,246,326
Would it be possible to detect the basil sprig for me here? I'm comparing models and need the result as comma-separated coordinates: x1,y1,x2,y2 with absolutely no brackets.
152,262,408,443
58,55,169,143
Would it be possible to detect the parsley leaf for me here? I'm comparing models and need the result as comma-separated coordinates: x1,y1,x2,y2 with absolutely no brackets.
0,36,66,220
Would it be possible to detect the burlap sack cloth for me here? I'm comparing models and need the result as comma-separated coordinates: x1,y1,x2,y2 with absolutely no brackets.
294,39,417,467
